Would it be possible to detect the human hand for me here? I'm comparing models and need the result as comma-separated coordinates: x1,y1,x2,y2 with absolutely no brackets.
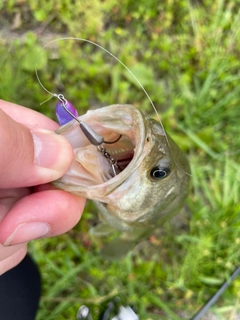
0,100,86,275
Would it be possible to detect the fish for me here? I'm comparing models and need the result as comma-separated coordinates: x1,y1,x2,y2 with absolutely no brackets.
53,104,191,258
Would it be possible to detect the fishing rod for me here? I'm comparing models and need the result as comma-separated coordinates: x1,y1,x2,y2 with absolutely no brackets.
191,264,240,320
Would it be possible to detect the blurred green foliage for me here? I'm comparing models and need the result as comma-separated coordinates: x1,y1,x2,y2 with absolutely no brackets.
1,0,240,319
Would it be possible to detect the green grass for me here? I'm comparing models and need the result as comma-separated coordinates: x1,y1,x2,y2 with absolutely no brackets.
1,0,240,319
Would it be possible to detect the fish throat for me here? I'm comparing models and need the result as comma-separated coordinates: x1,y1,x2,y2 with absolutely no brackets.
97,134,135,177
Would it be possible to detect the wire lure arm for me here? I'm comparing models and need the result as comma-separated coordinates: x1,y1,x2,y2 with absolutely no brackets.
35,37,165,137
35,37,169,175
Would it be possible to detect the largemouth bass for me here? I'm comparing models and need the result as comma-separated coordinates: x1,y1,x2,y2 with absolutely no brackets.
53,104,190,257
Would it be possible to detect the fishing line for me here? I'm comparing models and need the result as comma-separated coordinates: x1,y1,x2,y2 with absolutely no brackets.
35,37,168,139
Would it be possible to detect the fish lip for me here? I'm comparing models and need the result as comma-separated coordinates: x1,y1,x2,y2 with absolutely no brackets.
54,104,147,199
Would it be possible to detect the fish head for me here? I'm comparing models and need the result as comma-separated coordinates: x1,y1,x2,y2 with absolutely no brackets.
105,117,191,225
53,104,190,229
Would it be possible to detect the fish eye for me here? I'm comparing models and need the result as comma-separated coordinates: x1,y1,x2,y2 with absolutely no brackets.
150,166,170,179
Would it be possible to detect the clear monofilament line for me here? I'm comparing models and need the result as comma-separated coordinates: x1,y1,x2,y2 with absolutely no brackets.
35,37,168,142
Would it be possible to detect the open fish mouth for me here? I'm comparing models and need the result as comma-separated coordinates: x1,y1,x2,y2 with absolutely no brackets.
54,104,147,198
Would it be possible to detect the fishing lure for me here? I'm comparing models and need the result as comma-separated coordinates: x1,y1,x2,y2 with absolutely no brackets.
35,37,167,142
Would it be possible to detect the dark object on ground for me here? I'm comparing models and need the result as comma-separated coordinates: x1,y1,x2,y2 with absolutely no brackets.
77,297,139,320
0,254,41,320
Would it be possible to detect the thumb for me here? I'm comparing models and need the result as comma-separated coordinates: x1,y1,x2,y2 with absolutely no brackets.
0,109,73,188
